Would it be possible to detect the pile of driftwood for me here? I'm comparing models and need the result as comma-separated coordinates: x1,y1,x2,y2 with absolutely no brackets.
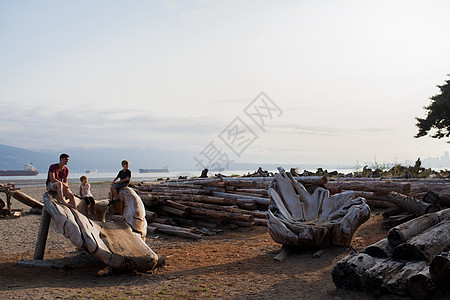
131,175,327,239
0,183,44,217
325,178,448,227
332,208,450,299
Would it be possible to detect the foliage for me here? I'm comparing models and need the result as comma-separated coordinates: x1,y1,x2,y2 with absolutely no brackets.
318,158,449,178
415,76,450,142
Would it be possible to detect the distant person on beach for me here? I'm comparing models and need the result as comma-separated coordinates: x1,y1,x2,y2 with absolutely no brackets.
109,160,131,205
46,153,77,208
79,175,95,217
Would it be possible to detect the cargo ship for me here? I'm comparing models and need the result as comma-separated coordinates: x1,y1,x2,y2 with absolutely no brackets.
139,166,170,173
0,163,39,176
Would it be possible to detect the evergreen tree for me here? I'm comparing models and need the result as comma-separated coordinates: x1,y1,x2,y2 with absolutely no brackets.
415,76,450,142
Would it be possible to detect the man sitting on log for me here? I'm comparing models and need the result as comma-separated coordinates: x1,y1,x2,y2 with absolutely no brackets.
46,153,77,208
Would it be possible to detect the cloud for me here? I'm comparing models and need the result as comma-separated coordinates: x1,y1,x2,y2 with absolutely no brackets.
0,101,226,150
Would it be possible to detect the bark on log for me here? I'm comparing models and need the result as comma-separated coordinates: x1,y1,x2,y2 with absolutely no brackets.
429,252,450,291
325,181,410,196
365,260,428,296
332,253,377,291
148,223,202,240
187,206,253,222
165,200,192,214
333,252,432,297
365,199,397,208
382,207,406,218
177,200,263,219
157,205,188,217
254,218,268,226
408,268,437,300
212,191,270,205
145,210,157,222
138,194,162,207
363,238,393,258
342,190,376,199
387,192,438,216
392,219,450,262
387,208,450,247
166,178,223,185
151,194,237,205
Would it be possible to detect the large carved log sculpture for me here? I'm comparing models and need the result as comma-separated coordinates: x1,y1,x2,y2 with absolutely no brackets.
42,187,163,272
267,167,370,247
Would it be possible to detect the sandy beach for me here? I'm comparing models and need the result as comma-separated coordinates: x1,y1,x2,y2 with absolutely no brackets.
0,182,394,300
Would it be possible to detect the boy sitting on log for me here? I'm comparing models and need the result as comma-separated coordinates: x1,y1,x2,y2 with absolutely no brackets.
109,160,131,206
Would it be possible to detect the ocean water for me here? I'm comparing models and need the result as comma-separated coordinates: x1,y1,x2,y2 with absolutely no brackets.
0,168,357,187
0,170,264,187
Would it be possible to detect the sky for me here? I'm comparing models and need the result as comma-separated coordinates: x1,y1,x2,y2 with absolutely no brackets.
1,0,449,168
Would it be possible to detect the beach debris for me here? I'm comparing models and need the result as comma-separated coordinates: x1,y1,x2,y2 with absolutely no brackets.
12,190,44,209
37,187,164,272
267,167,370,247
332,208,450,299
200,168,209,178
242,167,273,177
131,174,335,239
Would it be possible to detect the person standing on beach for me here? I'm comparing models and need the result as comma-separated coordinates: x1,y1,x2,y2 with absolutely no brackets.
109,160,131,205
46,153,77,208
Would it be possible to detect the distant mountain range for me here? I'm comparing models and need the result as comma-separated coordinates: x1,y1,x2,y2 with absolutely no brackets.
0,144,55,172
0,144,198,172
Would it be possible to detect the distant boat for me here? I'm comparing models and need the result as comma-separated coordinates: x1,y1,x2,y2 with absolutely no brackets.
85,169,98,174
0,163,39,176
139,166,170,173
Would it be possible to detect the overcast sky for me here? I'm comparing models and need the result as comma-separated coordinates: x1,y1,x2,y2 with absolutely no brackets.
1,0,449,167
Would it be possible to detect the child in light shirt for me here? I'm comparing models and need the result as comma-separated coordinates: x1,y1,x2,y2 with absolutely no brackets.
79,175,95,217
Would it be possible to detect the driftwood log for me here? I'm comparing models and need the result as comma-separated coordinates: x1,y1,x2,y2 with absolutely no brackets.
325,180,410,196
429,252,450,292
386,192,439,216
332,252,429,297
41,187,163,272
392,219,450,262
267,167,370,247
387,208,450,247
12,190,44,209
334,207,450,299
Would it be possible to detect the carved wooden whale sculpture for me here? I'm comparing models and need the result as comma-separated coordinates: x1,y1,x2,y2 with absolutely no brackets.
43,187,163,271
268,168,370,247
